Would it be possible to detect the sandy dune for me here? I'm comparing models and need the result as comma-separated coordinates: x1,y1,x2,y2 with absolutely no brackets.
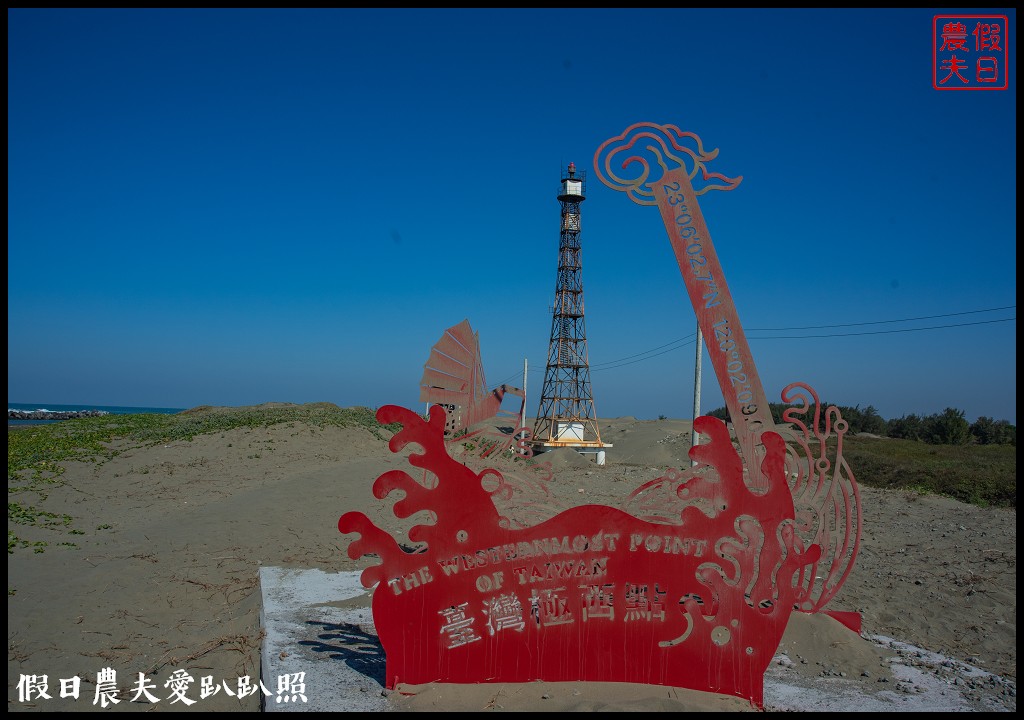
7,407,1016,711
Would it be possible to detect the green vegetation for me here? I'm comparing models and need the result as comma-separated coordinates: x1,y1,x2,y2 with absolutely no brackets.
707,403,1016,446
7,401,1014,559
9,403,396,484
841,434,1015,508
8,403,399,553
8,531,48,554
707,403,1016,508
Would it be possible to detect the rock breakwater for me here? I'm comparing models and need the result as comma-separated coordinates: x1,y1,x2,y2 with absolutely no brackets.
8,409,110,420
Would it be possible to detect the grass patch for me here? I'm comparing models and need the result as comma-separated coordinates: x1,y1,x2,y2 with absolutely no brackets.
8,404,1013,559
8,502,73,528
7,403,398,553
8,403,396,486
841,434,1016,508
8,531,48,554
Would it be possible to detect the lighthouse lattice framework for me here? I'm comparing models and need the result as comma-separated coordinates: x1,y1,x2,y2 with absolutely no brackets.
532,162,611,454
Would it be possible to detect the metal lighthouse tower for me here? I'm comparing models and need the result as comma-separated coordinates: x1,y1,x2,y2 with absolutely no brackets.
532,162,611,461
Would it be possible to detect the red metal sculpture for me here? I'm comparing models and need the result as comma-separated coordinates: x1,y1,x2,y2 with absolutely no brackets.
419,318,525,437
340,404,816,706
594,122,861,625
339,123,862,707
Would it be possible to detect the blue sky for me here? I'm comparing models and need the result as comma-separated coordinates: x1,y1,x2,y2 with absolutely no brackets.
8,8,1017,424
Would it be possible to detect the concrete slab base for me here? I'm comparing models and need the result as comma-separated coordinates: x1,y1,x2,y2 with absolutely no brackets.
258,567,390,712
258,566,1013,713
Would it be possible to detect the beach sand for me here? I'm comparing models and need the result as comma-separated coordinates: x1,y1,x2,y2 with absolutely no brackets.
7,405,1016,711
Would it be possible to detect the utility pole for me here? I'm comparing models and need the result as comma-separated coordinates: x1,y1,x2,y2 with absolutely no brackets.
691,321,703,467
521,357,528,434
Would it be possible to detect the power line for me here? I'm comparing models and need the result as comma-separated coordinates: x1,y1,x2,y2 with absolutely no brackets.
751,305,1016,331
748,316,1014,339
491,305,1015,383
590,335,695,369
592,338,696,372
593,305,1016,368
493,334,699,383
